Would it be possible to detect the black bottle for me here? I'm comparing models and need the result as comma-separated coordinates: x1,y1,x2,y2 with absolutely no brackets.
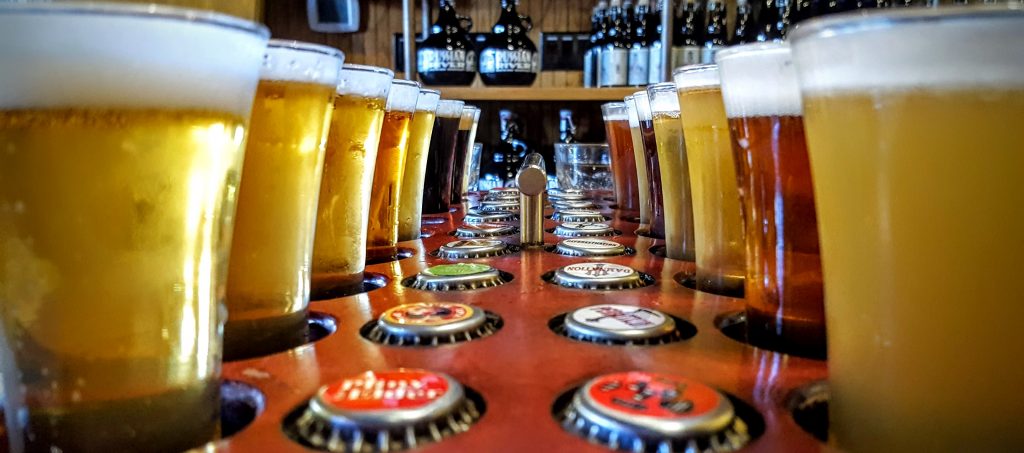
584,1,609,88
731,0,754,44
559,110,578,144
754,0,787,42
700,0,727,64
417,0,476,86
672,1,704,68
479,0,540,86
494,110,531,185
599,0,630,87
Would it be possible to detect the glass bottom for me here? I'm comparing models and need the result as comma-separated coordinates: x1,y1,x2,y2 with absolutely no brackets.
745,308,827,360
223,310,310,362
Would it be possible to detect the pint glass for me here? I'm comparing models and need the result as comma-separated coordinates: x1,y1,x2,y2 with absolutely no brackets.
718,43,825,358
225,41,343,360
366,80,420,262
624,95,653,228
648,82,695,262
792,7,1024,451
633,91,667,239
311,64,392,300
601,102,641,213
397,89,441,241
452,105,481,203
0,4,267,451
421,99,465,215
674,65,746,297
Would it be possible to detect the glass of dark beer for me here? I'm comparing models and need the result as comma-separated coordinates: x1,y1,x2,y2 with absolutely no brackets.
632,90,666,239
421,99,465,214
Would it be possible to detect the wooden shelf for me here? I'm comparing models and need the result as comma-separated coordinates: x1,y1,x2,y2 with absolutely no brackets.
422,86,638,102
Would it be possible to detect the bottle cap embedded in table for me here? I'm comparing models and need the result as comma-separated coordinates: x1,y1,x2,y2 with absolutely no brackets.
554,222,615,238
552,209,605,223
437,239,512,259
563,304,677,343
410,263,507,291
554,238,627,257
454,223,519,238
551,262,647,290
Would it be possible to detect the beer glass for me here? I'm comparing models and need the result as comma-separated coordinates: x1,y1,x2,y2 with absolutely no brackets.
366,80,420,262
0,4,267,451
633,90,667,239
674,65,745,297
452,105,481,203
225,41,344,361
647,83,696,262
466,142,485,193
601,102,641,214
397,89,441,241
52,0,263,21
791,7,1024,451
717,43,825,358
421,99,465,215
311,64,393,300
624,95,653,228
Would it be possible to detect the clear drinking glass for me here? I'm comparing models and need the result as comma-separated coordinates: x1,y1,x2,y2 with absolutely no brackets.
397,89,441,241
624,95,653,228
0,4,268,451
634,90,667,239
453,105,482,202
554,143,614,191
648,82,696,261
601,102,641,213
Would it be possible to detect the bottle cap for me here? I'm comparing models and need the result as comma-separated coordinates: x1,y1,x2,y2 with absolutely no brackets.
454,223,519,238
554,238,627,257
409,263,507,291
554,222,615,238
485,188,520,201
464,211,518,224
549,188,586,198
363,302,503,346
550,262,647,290
559,372,750,452
437,239,512,259
561,304,678,344
480,201,521,213
552,200,598,210
292,369,482,451
552,209,605,223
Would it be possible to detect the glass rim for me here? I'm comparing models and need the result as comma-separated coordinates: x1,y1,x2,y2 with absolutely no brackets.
0,2,269,39
624,95,635,101
342,63,395,78
268,39,344,61
790,4,1024,44
419,88,441,96
714,42,789,63
672,63,717,78
601,102,627,108
631,90,648,99
462,105,481,112
392,79,421,88
647,82,676,92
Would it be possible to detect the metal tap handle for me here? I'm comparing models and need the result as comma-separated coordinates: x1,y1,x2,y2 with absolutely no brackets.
516,152,546,247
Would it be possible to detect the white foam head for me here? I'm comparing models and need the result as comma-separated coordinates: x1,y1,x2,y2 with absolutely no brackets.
337,64,393,99
633,91,653,122
262,40,345,88
0,3,269,116
672,64,720,92
601,102,628,122
717,42,802,118
385,79,420,113
647,82,680,115
791,6,1024,94
436,100,465,119
416,89,441,113
624,96,640,128
460,105,480,128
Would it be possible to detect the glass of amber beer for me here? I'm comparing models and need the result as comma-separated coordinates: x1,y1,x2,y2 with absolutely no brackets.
601,102,641,215
224,41,343,361
717,43,826,359
397,89,441,241
674,65,746,297
791,7,1024,451
647,83,695,262
366,80,420,262
624,95,653,229
0,4,267,452
311,64,393,300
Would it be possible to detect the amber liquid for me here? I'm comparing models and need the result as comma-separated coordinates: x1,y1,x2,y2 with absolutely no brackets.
421,116,461,214
397,111,437,241
366,110,413,261
604,118,641,212
805,89,1024,452
312,95,386,299
728,115,824,357
224,81,334,360
0,108,246,452
639,119,666,239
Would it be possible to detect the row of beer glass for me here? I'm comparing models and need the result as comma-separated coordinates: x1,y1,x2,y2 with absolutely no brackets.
0,4,484,452
601,5,1023,451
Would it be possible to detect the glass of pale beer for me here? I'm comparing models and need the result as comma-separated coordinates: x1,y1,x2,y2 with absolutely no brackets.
311,64,393,300
791,6,1024,451
647,82,696,262
674,65,746,297
624,95,653,229
224,40,343,361
633,90,667,239
397,89,441,241
366,80,420,262
0,4,267,452
717,43,826,359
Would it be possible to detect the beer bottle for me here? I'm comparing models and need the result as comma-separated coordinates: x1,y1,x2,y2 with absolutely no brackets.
628,0,652,86
673,1,705,69
599,0,630,87
559,110,578,144
496,110,531,185
790,0,816,24
647,0,665,84
700,0,726,64
731,0,755,44
584,1,608,88
480,0,540,86
754,0,787,42
417,0,476,86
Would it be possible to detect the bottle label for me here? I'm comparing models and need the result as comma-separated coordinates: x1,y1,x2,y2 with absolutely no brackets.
683,45,703,66
583,48,598,88
700,45,721,65
599,48,629,87
479,49,539,74
648,42,664,83
418,48,476,73
628,46,650,86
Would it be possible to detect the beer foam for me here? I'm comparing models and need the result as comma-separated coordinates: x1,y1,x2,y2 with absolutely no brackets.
791,7,1024,94
385,80,420,113
416,89,441,113
0,4,268,116
601,102,628,121
672,64,720,92
337,64,393,99
436,100,465,119
633,91,653,122
459,106,480,128
625,96,641,128
262,40,344,87
717,43,802,118
647,82,680,114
